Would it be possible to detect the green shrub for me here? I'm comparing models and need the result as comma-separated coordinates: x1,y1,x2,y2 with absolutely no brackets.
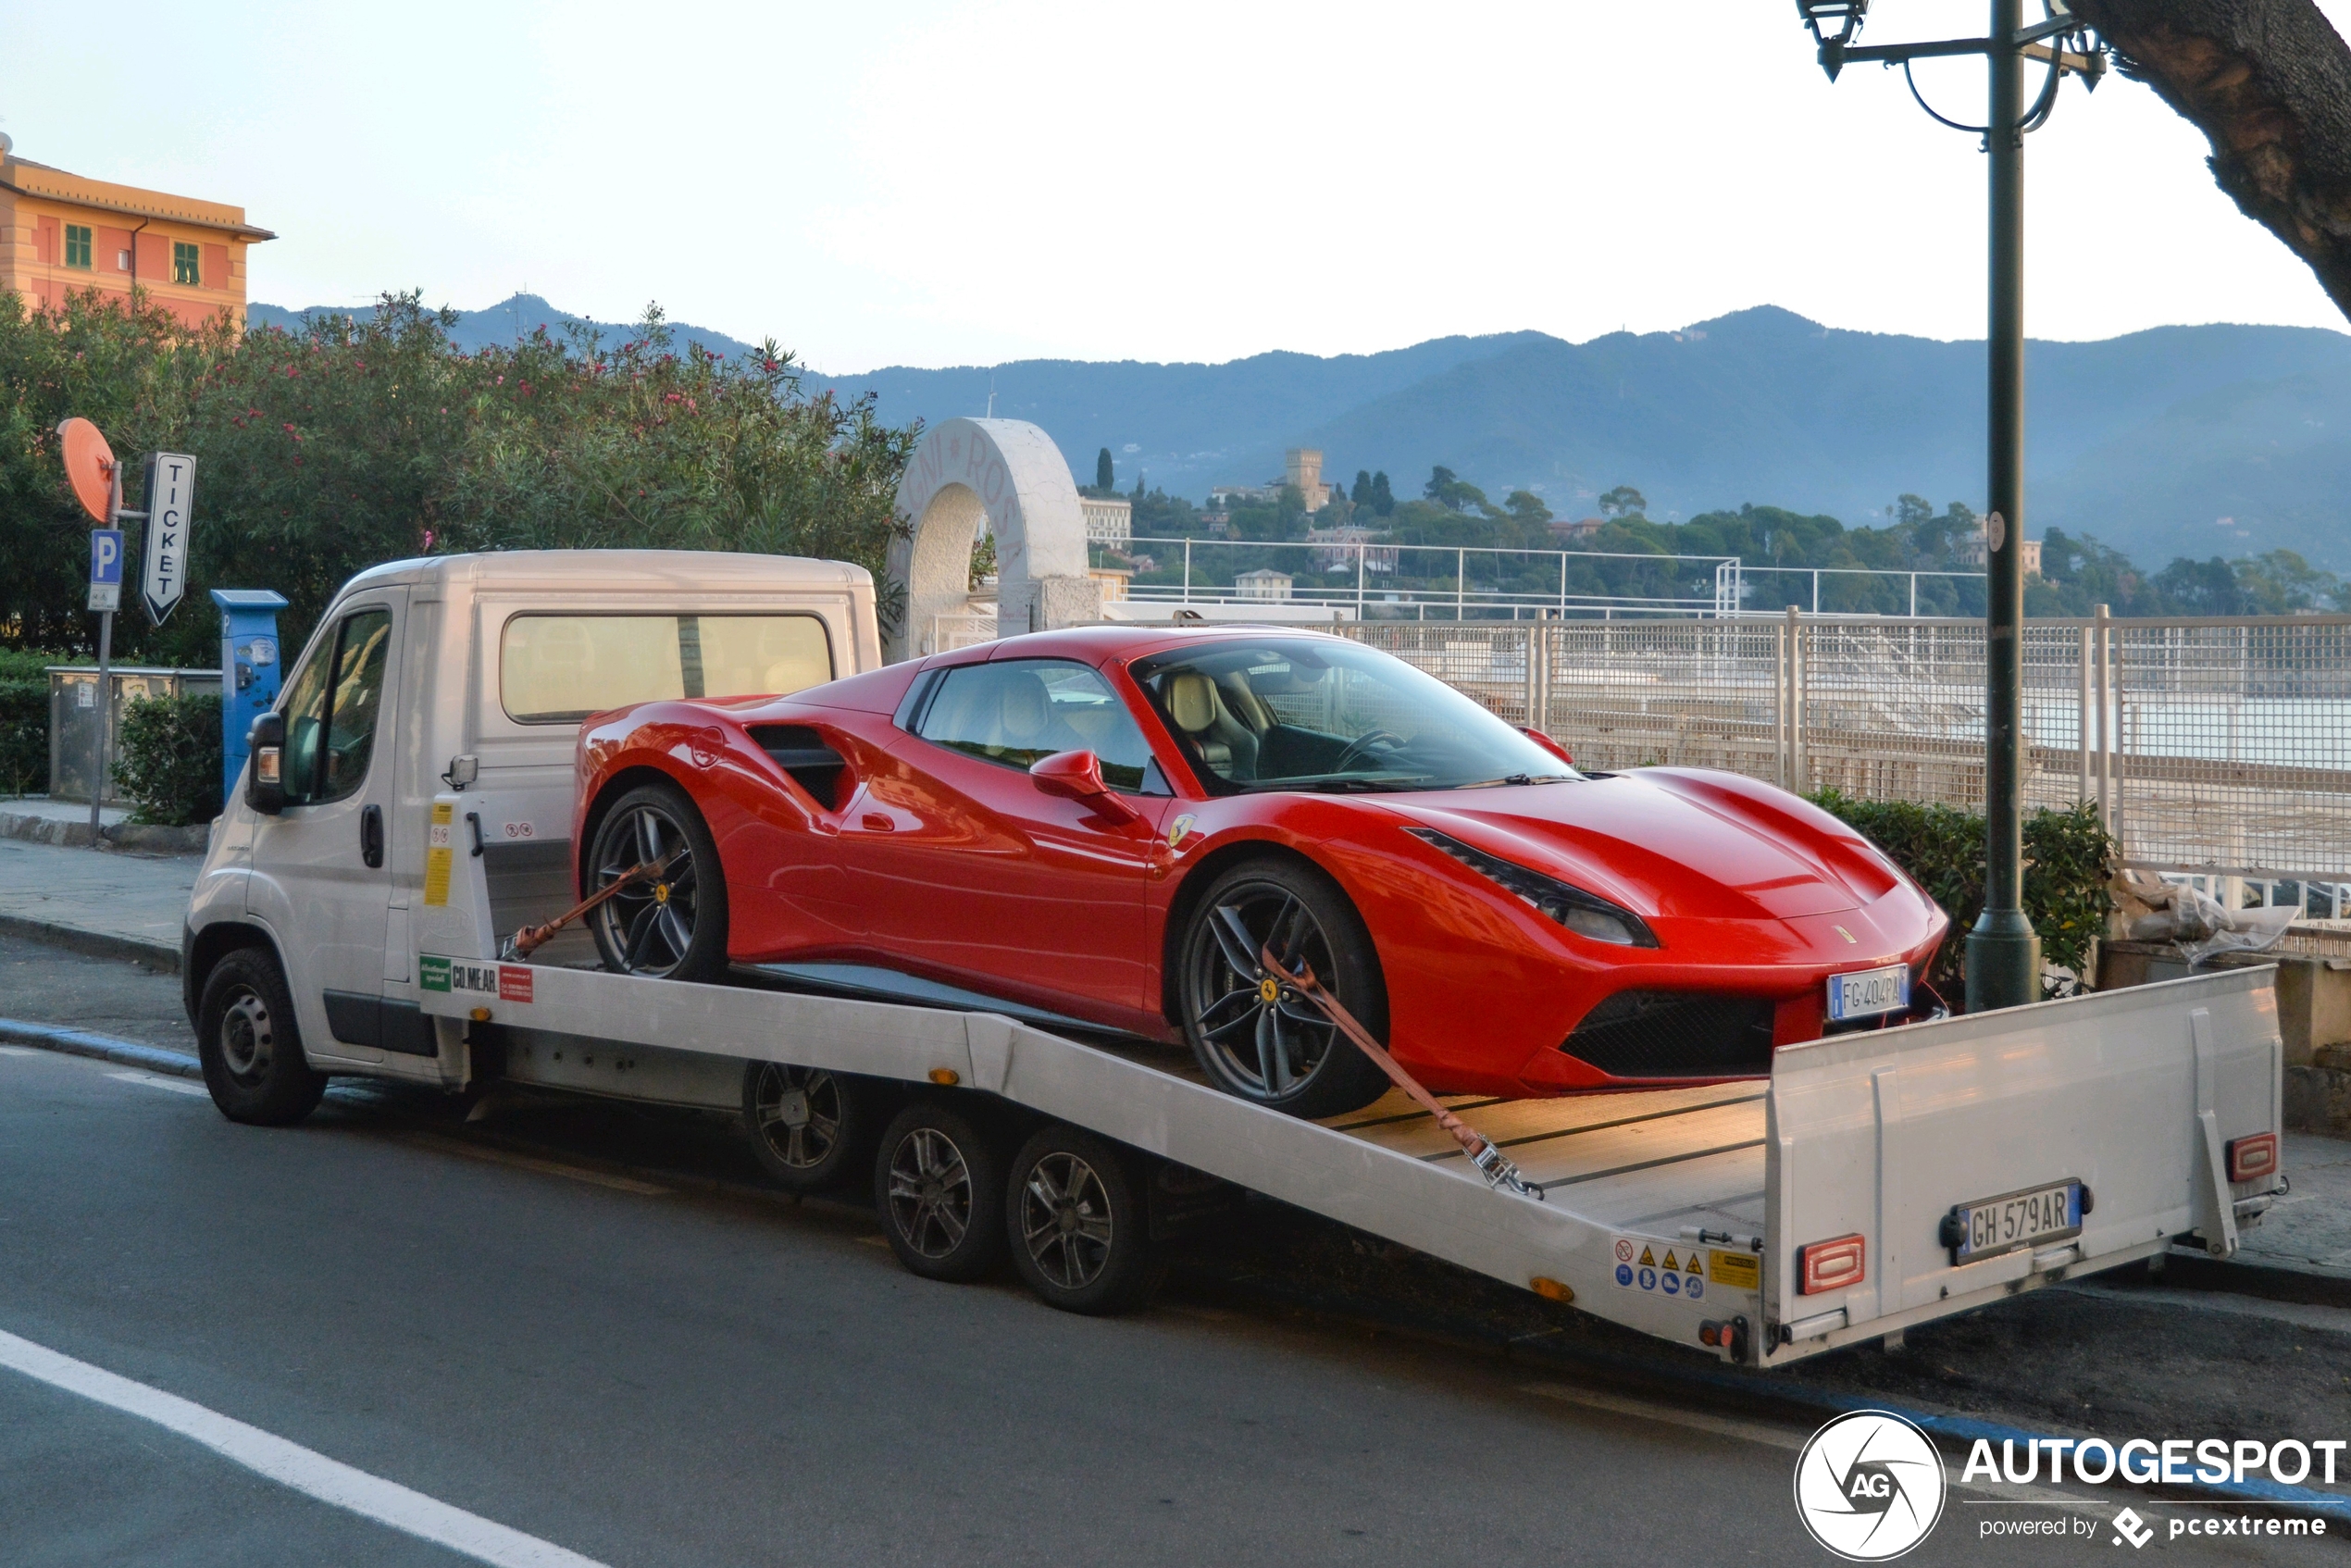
113,691,223,826
0,677,44,797
1806,790,2114,1002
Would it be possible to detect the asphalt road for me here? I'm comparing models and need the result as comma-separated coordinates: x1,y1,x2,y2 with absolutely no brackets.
0,934,2345,1566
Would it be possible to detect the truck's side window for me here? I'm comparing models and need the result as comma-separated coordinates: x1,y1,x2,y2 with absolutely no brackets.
280,607,392,806
500,614,834,724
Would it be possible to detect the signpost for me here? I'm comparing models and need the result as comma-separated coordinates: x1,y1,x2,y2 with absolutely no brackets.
141,453,196,625
56,419,195,843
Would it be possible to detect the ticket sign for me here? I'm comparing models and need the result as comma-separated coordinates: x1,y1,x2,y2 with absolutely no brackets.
142,452,196,625
88,528,123,613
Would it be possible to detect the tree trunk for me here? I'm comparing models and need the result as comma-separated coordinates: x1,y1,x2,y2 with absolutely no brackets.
2069,0,2351,323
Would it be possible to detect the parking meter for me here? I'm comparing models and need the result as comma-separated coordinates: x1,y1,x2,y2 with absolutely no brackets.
211,589,289,808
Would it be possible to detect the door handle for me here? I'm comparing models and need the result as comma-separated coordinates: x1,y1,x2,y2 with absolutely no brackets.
360,803,384,868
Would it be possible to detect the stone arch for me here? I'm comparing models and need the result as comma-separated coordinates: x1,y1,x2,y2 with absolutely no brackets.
887,417,1099,662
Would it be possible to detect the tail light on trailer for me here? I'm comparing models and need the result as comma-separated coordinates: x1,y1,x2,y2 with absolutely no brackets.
1797,1233,1866,1295
2226,1132,2279,1184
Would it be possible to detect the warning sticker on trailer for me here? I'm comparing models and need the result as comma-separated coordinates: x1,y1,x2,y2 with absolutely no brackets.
1709,1249,1761,1292
1611,1238,1706,1300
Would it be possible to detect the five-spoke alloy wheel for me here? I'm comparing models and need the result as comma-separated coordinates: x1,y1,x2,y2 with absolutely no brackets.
1178,859,1389,1118
586,783,728,983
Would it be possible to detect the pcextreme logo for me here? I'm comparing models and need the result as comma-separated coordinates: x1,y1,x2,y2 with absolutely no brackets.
1794,1410,1948,1561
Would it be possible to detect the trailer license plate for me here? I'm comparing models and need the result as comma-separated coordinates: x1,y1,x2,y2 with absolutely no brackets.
1948,1181,2084,1263
1826,964,1909,1022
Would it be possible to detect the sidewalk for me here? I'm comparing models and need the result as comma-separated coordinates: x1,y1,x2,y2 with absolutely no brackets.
0,834,196,970
0,795,209,853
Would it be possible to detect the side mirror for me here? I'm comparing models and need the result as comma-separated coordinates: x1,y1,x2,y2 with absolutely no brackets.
1029,749,1143,827
1520,727,1574,767
245,712,287,815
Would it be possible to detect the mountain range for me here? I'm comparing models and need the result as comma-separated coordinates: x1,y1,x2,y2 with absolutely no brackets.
250,295,2351,571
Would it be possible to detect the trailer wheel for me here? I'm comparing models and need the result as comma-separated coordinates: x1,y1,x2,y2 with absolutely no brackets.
743,1062,872,1193
195,948,329,1126
1005,1126,1163,1315
875,1101,1006,1282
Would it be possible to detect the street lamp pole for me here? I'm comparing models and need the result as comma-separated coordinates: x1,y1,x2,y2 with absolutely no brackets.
1972,0,2040,1010
1794,0,2105,1011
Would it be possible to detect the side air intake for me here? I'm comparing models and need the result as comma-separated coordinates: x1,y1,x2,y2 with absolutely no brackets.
748,726,848,810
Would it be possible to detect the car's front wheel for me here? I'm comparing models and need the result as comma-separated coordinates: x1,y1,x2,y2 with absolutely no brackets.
1177,859,1390,1119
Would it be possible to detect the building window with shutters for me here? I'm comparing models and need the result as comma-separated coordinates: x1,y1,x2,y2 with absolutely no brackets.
173,242,200,284
65,225,93,269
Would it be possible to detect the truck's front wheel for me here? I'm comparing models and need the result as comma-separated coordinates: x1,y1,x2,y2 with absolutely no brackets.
196,948,329,1126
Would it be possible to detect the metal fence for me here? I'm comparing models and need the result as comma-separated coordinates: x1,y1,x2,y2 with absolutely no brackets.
1340,612,2351,888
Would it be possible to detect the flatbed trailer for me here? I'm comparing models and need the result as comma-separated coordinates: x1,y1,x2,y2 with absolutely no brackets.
415,788,2287,1368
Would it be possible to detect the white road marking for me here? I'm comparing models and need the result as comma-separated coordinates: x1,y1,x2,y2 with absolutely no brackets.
0,1326,609,1568
106,1071,210,1098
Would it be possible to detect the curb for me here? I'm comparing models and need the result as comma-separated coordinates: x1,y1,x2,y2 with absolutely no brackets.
0,1017,203,1078
0,809,209,854
0,914,180,974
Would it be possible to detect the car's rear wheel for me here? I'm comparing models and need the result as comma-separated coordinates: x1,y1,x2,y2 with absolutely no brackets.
1177,859,1389,1119
586,782,728,982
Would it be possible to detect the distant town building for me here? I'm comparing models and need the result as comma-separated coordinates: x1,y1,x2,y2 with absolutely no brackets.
1200,510,1232,538
0,131,274,330
1952,521,2042,578
1549,516,1606,542
1306,525,1398,574
1234,568,1294,601
1212,448,1337,513
1285,448,1335,512
1080,495,1132,546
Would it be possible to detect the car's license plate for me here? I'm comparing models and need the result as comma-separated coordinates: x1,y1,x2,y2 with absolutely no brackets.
1826,963,1909,1022
1946,1180,2084,1263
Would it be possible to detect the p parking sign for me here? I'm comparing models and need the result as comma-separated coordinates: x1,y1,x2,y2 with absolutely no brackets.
88,528,123,613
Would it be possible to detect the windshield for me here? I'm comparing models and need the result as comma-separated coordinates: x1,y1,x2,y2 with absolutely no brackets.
1128,637,1579,794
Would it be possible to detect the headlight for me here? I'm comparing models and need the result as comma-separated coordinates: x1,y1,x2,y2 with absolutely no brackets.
1404,827,1659,948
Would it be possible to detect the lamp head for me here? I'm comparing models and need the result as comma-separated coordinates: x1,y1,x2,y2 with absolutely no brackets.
1796,0,1869,80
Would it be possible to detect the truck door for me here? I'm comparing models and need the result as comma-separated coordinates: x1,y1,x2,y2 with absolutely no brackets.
250,590,417,1061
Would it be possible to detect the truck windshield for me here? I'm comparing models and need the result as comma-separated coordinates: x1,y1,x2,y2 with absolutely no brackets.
1128,638,1576,794
501,614,833,723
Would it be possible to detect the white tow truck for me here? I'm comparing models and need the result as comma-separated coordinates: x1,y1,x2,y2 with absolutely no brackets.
182,551,2289,1363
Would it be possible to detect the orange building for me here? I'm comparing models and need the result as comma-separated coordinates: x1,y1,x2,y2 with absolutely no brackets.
0,131,274,330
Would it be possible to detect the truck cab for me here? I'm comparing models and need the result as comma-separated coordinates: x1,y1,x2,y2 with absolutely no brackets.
182,550,880,1112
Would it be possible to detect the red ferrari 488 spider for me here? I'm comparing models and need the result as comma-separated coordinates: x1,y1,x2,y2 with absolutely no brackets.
574,625,1947,1117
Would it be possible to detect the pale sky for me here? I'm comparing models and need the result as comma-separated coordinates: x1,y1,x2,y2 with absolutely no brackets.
7,1,2349,372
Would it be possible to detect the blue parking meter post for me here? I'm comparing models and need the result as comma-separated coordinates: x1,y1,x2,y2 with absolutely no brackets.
210,589,289,808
